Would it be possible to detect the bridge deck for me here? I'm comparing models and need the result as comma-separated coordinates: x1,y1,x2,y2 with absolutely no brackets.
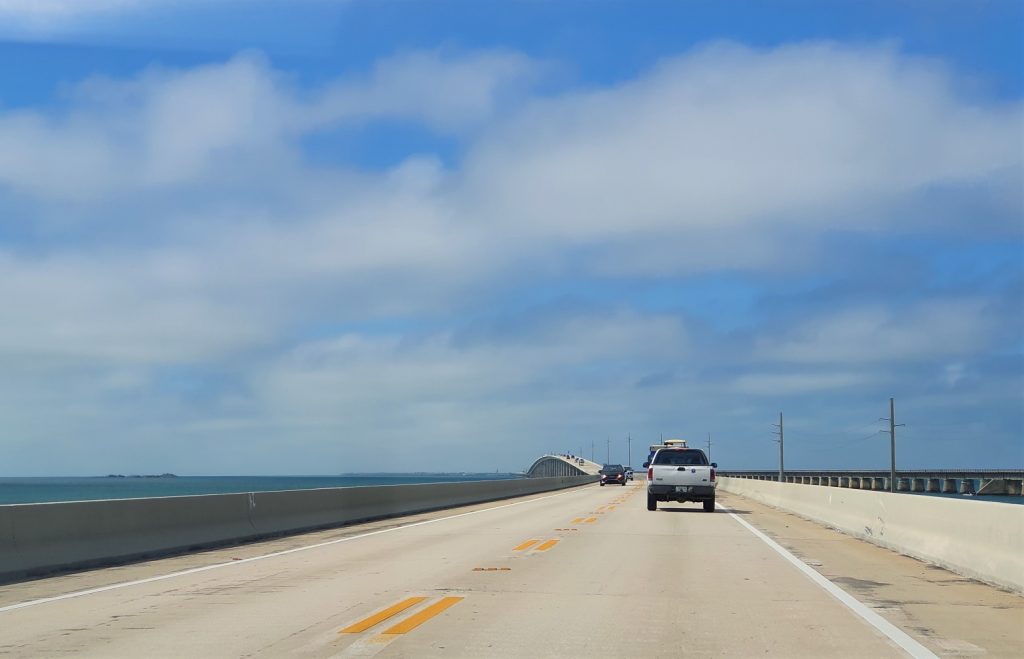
0,483,1020,657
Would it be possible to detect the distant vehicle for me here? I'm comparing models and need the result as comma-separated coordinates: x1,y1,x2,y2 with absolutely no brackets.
599,464,627,486
647,444,666,465
624,467,634,481
644,448,717,511
647,439,689,465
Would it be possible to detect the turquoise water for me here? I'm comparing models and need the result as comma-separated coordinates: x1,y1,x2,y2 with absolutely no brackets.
0,474,522,505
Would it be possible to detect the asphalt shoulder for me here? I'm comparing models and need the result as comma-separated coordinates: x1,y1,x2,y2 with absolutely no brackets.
717,491,1024,657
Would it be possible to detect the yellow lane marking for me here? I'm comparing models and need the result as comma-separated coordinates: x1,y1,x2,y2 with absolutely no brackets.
571,517,584,523
340,596,427,634
514,539,539,551
584,517,597,524
472,567,511,571
536,539,559,551
554,528,578,531
382,597,464,635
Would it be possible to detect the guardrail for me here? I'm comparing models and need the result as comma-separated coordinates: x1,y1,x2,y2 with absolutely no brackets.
719,470,1024,495
0,474,597,583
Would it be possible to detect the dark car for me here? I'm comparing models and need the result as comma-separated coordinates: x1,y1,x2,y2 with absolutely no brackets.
599,463,627,486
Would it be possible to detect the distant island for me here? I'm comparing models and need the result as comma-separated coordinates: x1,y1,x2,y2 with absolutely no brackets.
104,473,178,479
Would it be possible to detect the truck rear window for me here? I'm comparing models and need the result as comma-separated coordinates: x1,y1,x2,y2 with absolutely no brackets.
653,450,708,466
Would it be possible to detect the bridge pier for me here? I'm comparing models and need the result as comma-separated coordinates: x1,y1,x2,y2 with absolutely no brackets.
977,479,1008,495
1008,479,1022,495
873,478,887,491
897,478,911,492
927,478,941,493
811,476,820,485
960,479,976,495
942,479,958,493
849,477,861,489
830,476,840,487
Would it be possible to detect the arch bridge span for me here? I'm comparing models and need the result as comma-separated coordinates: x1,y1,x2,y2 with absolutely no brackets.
526,454,602,477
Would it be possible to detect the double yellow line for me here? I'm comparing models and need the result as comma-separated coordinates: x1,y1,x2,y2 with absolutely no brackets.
514,538,559,552
340,596,463,636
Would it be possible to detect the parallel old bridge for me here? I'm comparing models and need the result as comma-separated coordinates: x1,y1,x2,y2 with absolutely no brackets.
0,455,1021,657
722,469,1024,495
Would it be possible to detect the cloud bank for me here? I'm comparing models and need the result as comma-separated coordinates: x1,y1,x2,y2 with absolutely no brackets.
0,42,1020,474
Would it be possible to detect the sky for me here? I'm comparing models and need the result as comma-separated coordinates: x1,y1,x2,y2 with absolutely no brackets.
0,0,1021,476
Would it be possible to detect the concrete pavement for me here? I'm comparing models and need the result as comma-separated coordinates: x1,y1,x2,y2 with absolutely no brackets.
0,482,1020,657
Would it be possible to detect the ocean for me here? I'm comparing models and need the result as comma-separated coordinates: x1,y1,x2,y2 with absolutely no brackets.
0,474,523,505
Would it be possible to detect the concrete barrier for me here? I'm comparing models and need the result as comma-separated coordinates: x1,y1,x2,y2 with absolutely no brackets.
719,477,1024,594
0,475,595,583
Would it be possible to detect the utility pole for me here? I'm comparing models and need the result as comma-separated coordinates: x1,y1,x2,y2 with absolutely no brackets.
627,433,632,468
606,436,611,463
707,432,712,461
772,412,785,482
591,439,594,463
882,397,905,493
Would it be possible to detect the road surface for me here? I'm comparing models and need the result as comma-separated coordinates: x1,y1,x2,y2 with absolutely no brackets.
0,482,1020,657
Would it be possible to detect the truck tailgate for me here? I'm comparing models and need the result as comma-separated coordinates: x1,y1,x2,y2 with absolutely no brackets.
650,466,714,487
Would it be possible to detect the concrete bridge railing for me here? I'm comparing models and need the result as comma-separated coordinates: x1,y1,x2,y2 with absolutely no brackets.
0,474,594,584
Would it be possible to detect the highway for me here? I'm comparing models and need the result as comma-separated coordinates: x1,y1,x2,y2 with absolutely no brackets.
0,482,1020,657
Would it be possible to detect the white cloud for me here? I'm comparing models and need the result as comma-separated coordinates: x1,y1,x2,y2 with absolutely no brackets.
0,0,174,35
0,49,539,200
755,298,998,364
312,50,541,134
0,0,143,19
733,372,867,395
459,43,1020,257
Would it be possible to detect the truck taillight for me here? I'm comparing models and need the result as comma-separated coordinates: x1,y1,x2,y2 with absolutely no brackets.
647,467,653,480
710,468,716,481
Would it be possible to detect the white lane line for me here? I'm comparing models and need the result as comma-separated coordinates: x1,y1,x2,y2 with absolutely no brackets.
720,504,937,659
0,487,591,614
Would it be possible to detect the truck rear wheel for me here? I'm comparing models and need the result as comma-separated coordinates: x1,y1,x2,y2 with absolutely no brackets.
647,494,657,511
703,498,715,512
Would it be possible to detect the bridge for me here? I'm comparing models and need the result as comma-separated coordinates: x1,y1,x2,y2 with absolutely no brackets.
0,464,1020,657
526,453,603,477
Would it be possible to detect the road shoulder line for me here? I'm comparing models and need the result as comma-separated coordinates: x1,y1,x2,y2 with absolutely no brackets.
722,503,937,659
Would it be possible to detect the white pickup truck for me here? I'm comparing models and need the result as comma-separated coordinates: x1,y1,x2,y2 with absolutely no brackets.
644,448,717,512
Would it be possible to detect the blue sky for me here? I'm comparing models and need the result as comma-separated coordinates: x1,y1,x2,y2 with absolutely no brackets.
0,1,1021,475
